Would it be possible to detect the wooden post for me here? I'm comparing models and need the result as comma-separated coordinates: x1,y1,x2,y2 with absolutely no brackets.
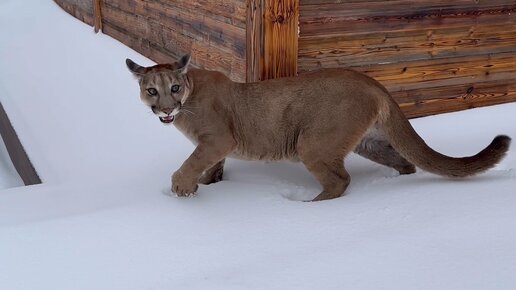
263,0,299,80
247,0,299,82
93,0,103,33
0,103,41,186
246,0,263,82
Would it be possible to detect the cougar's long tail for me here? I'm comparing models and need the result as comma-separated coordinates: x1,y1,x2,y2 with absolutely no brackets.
379,99,511,177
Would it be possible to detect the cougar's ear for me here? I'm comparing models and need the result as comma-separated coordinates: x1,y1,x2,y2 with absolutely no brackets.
175,54,191,74
126,58,147,78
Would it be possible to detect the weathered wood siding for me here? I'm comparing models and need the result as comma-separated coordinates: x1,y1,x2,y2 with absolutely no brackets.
55,0,247,82
55,0,516,117
299,0,516,117
54,0,96,25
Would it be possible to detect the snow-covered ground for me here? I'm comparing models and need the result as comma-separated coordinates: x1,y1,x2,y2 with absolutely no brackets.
1,1,515,289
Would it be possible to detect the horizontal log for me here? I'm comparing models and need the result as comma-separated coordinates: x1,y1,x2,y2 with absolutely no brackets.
102,18,246,81
358,52,516,91
111,0,248,29
102,1,246,81
299,25,516,67
300,0,515,10
399,84,516,118
54,0,95,26
300,5,516,37
54,0,247,82
54,0,516,118
298,0,516,117
102,22,180,63
391,77,516,104
104,1,246,58
301,51,516,92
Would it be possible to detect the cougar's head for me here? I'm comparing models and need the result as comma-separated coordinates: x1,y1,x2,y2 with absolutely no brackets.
126,54,192,124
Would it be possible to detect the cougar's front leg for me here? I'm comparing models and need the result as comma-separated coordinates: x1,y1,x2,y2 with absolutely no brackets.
172,138,235,197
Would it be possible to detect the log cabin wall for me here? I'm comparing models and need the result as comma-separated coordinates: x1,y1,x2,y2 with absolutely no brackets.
54,0,248,82
55,0,516,118
299,0,516,117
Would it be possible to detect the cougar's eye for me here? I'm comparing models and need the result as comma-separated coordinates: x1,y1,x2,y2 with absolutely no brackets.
147,88,158,96
171,85,180,93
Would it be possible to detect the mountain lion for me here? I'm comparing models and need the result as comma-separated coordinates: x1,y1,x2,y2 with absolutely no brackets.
126,55,511,201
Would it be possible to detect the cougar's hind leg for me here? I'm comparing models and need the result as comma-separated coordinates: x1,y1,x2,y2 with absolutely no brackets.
297,98,381,201
297,135,355,201
302,157,351,201
355,127,416,175
198,159,225,185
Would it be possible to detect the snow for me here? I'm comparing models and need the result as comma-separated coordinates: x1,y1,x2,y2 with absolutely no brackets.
1,1,515,289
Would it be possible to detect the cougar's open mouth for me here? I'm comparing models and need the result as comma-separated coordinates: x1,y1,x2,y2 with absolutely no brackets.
159,115,174,124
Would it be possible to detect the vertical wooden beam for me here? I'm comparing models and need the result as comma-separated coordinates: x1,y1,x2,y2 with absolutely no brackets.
262,0,299,80
93,0,103,33
246,0,264,82
246,0,299,82
0,102,41,186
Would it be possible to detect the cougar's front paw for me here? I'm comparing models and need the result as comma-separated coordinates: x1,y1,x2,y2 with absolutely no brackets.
171,171,199,197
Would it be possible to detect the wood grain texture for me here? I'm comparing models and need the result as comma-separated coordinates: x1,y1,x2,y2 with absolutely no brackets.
246,0,264,82
262,0,299,79
393,78,516,118
54,0,95,26
55,0,516,117
54,0,247,82
93,0,103,33
299,0,516,117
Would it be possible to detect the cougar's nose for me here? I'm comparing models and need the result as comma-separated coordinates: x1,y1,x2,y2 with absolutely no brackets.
161,108,173,115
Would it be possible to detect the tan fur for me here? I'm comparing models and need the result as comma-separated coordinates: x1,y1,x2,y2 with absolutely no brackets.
126,55,511,201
